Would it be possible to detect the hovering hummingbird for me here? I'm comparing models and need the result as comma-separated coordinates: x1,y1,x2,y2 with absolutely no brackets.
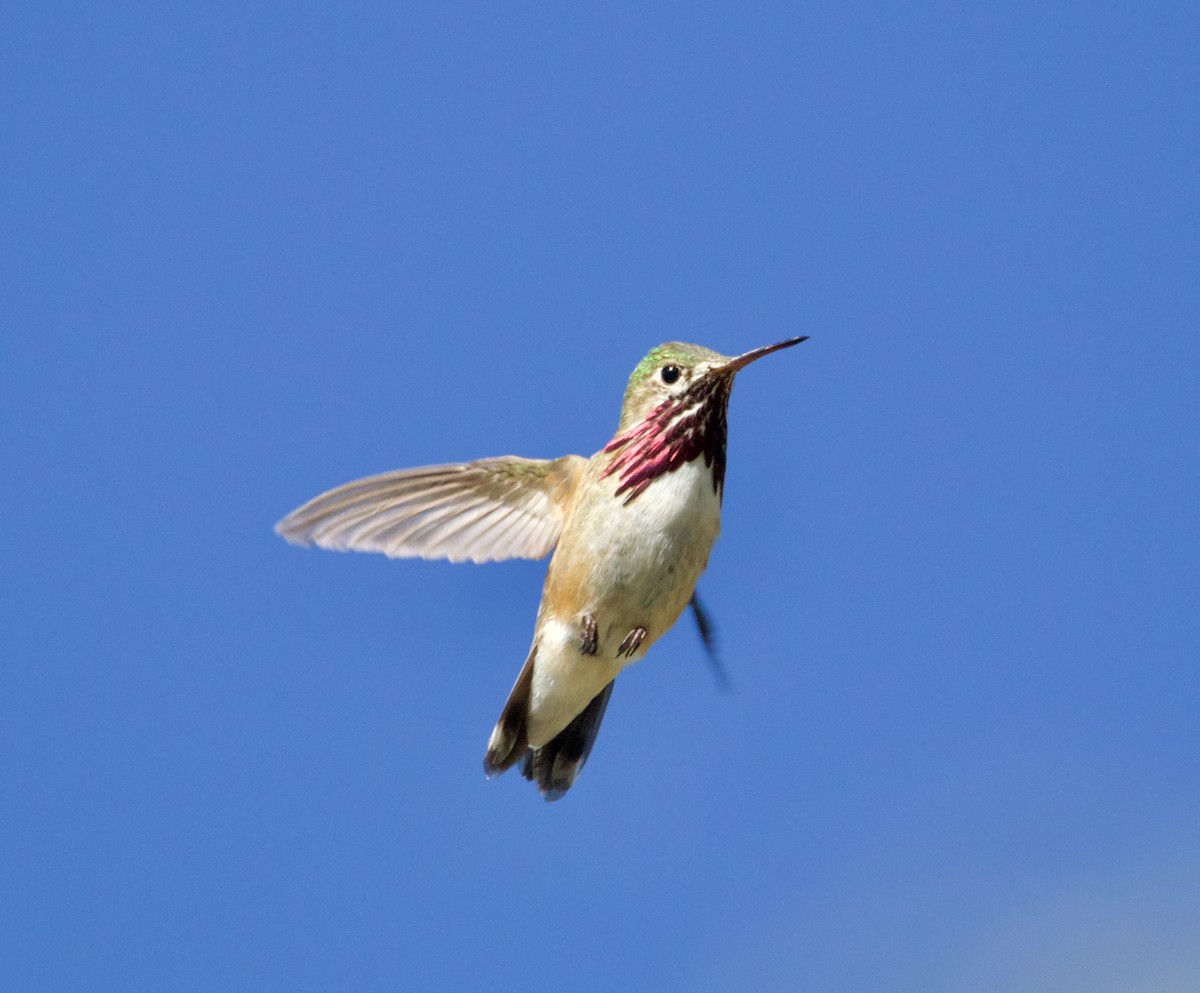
276,336,807,800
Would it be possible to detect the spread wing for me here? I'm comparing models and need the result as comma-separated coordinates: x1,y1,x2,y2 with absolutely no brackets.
275,455,586,564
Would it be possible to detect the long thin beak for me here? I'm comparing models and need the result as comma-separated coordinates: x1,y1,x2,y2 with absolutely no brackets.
722,335,809,374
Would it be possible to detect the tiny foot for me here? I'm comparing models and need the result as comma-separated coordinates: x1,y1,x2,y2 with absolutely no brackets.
579,614,598,656
617,626,647,658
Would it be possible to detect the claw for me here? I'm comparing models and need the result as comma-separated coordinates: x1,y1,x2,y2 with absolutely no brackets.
579,614,599,655
617,626,647,658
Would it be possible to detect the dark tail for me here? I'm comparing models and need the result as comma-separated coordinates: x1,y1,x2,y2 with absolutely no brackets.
483,648,615,802
521,681,614,801
483,649,535,777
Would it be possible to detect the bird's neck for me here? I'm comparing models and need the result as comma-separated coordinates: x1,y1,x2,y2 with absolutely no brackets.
601,382,731,504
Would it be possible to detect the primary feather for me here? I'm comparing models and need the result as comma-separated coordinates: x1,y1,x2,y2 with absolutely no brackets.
274,456,585,564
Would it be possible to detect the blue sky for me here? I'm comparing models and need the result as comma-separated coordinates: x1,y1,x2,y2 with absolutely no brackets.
3,3,1198,991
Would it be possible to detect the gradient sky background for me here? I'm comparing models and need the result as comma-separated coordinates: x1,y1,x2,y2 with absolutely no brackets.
4,3,1198,991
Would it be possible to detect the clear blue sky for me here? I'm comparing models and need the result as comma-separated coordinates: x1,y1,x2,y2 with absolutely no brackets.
4,3,1198,991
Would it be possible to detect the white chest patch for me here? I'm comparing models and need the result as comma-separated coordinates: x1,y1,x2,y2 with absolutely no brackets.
527,458,723,744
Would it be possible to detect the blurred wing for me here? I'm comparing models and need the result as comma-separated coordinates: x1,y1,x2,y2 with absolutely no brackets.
275,455,586,563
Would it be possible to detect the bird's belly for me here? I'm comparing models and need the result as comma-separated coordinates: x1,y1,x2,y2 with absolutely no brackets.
526,619,622,746
528,458,722,743
578,457,721,642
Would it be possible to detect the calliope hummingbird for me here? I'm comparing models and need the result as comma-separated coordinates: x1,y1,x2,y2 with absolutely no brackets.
276,337,807,800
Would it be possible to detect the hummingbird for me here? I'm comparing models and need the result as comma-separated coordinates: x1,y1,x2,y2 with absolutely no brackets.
275,336,807,800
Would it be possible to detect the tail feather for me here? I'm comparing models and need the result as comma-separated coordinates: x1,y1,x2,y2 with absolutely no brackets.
522,681,614,801
483,649,534,776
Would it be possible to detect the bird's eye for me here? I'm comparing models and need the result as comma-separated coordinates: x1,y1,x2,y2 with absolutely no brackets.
661,365,682,384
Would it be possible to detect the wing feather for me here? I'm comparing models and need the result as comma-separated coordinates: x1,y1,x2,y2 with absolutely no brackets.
275,456,586,563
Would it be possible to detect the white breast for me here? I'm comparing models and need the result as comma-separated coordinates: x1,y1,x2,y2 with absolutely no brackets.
527,458,722,745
